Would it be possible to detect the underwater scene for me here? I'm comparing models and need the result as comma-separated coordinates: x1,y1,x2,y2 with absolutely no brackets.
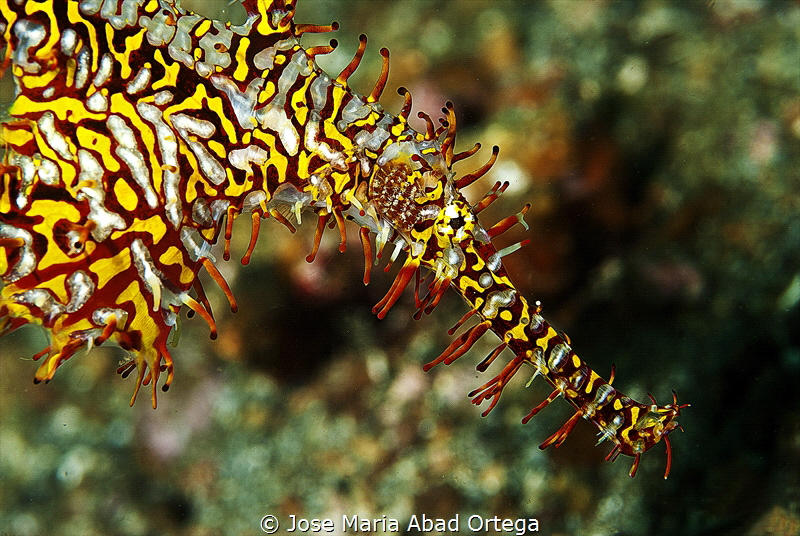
1,1,798,534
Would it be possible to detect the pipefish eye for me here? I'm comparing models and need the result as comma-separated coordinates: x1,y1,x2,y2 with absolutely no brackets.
449,215,465,229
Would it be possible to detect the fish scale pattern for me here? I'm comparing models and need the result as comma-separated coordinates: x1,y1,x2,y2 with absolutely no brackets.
0,0,686,478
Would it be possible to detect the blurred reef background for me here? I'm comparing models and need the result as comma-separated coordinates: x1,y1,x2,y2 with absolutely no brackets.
1,0,798,534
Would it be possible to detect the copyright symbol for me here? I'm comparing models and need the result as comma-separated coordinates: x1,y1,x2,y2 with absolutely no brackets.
260,515,279,533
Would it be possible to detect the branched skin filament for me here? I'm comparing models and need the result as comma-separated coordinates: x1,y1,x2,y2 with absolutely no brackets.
0,0,687,477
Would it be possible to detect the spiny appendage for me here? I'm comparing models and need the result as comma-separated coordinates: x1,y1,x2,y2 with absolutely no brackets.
362,105,505,319
111,251,238,407
2,299,176,409
0,0,253,405
602,391,689,479
113,337,175,409
113,247,238,407
350,120,690,476
426,294,688,478
5,259,232,409
1,280,174,408
0,0,689,480
241,0,297,31
0,187,230,409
